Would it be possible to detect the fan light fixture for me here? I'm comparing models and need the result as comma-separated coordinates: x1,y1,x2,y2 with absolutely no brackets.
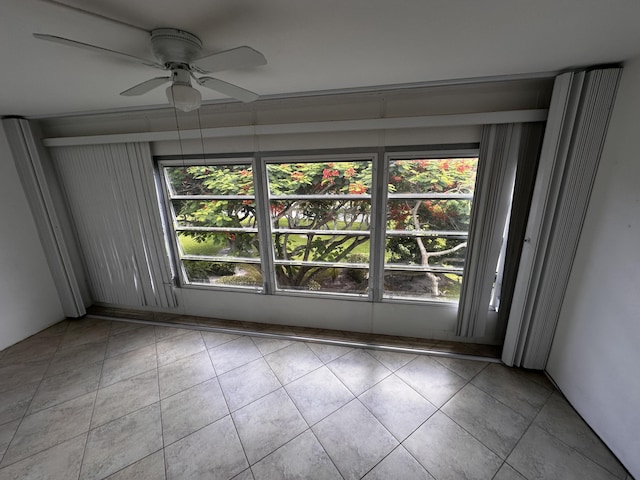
166,84,202,112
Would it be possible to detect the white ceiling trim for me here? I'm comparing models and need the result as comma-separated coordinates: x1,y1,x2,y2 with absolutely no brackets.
43,109,548,147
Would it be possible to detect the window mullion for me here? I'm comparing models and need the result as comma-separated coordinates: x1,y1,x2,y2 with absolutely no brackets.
369,149,388,302
253,153,276,295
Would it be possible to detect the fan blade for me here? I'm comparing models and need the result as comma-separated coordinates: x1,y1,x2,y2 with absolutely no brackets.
192,46,266,73
197,77,259,103
33,33,164,69
120,77,171,96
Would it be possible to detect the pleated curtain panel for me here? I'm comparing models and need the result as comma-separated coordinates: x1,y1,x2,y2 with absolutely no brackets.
50,142,177,309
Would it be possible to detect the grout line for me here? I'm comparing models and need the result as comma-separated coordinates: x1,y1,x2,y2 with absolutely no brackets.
75,319,112,480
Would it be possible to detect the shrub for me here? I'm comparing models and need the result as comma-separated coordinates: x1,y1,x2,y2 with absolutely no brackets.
345,253,369,283
183,260,235,281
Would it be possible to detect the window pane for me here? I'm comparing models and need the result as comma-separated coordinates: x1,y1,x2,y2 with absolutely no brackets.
267,161,372,195
266,159,373,295
386,199,472,231
172,199,257,228
385,236,467,269
184,261,262,289
165,165,254,195
384,270,463,302
387,158,477,194
271,200,370,230
275,266,368,295
385,157,477,303
179,232,260,260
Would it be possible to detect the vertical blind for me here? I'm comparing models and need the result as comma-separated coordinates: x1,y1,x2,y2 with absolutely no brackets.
51,143,177,308
503,68,622,368
456,124,521,337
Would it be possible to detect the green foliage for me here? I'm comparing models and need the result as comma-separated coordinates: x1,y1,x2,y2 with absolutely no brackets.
169,157,477,295
216,267,263,287
183,260,236,281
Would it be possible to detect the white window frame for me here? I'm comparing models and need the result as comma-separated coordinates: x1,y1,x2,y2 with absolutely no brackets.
157,146,486,304
159,157,264,292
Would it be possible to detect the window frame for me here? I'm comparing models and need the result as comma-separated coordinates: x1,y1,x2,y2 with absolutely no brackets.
157,147,482,304
159,157,265,292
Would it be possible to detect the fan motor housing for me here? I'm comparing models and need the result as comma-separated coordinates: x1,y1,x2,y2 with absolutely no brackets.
150,28,203,65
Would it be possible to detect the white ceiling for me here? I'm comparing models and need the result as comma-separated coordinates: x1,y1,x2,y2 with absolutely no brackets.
3,0,640,117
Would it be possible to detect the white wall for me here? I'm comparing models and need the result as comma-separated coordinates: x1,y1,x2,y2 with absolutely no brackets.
546,55,640,477
0,127,64,351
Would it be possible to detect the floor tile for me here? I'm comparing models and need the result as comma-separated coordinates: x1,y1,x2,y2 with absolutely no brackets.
100,344,157,388
362,445,435,480
534,393,627,478
0,335,61,365
432,356,488,380
233,469,255,480
233,388,307,465
313,400,398,480
1,391,95,467
28,362,102,414
306,343,352,363
218,358,281,412
471,364,552,420
285,366,354,426
366,349,417,371
395,355,467,407
359,374,436,441
105,450,165,480
0,382,39,425
265,343,323,385
164,415,248,480
251,430,341,480
507,425,619,480
326,349,391,396
158,350,215,399
156,330,206,366
80,403,162,480
155,326,194,342
493,463,527,480
200,331,240,349
161,378,229,445
106,326,156,358
0,359,49,393
109,321,144,336
252,337,293,356
441,383,529,459
404,411,502,480
46,342,107,377
0,433,86,480
208,337,262,375
59,322,110,349
92,370,159,428
0,419,20,459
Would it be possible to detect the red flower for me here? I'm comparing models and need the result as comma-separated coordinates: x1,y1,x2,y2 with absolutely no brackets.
291,171,305,181
345,167,356,178
240,169,250,177
323,169,339,179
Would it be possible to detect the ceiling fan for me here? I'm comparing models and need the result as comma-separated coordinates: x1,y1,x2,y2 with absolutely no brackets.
33,28,267,111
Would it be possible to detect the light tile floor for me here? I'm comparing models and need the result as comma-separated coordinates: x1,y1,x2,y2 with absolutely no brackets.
0,317,632,480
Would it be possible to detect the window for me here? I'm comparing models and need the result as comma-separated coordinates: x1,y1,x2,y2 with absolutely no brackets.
162,160,263,290
383,156,478,302
265,157,373,296
159,150,479,303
